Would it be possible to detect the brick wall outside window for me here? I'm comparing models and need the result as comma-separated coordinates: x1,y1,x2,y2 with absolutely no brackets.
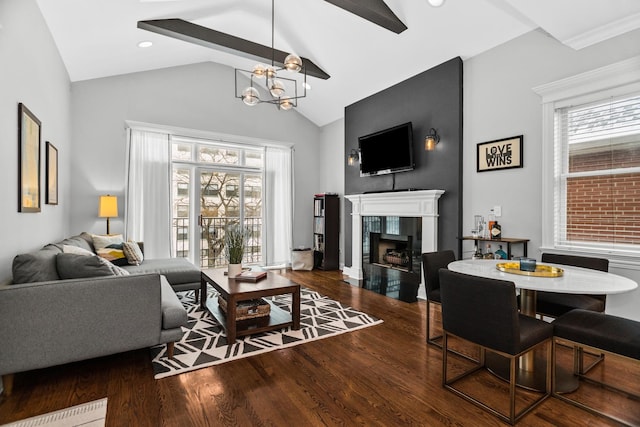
566,145,640,244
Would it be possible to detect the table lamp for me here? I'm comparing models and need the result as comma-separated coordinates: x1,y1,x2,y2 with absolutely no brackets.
98,195,118,235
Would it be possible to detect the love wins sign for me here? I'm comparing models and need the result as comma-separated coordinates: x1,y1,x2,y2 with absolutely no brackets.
477,135,523,172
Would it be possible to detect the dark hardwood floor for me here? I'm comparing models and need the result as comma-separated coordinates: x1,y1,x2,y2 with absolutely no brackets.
0,269,638,426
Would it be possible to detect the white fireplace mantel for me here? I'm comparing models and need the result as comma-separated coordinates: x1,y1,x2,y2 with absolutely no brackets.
343,190,445,284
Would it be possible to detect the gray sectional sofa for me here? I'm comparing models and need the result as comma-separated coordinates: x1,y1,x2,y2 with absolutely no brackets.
0,232,201,395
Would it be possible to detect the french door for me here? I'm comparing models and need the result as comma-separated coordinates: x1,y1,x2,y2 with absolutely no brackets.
171,141,264,268
197,168,263,268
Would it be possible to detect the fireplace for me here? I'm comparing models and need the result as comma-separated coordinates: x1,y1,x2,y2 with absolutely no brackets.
344,190,445,301
370,233,413,272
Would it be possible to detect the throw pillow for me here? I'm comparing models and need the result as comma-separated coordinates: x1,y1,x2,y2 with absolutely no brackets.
91,234,124,251
96,244,128,266
56,253,130,279
122,241,144,265
62,244,94,256
12,247,62,283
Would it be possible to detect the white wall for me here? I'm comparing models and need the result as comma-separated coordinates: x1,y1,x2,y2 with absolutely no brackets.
69,61,322,250
0,0,71,282
463,28,640,320
318,118,345,265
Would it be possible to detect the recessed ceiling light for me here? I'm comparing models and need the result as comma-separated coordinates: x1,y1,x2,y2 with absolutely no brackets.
137,41,153,48
428,0,445,6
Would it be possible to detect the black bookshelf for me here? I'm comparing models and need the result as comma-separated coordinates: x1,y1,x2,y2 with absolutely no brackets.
313,194,339,270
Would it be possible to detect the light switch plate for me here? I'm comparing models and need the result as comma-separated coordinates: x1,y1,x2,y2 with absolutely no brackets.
494,206,502,217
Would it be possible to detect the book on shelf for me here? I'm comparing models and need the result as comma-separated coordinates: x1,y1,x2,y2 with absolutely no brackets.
234,270,268,282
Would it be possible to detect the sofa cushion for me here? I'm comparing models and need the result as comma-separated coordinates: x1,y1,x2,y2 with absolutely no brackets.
160,276,188,330
56,253,130,279
12,246,62,284
122,258,200,285
63,244,94,256
122,241,144,265
61,235,95,253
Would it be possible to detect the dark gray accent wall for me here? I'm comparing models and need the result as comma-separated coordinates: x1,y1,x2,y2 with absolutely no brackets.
344,57,463,265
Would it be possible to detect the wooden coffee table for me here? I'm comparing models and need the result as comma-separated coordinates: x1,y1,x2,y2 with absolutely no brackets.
200,269,301,344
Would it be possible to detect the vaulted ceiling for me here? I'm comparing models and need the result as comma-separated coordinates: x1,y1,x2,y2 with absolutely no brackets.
35,0,640,126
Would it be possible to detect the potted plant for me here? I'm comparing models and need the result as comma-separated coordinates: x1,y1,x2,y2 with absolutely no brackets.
224,224,247,278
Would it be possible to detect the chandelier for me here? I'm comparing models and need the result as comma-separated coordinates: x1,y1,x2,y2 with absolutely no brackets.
235,0,307,110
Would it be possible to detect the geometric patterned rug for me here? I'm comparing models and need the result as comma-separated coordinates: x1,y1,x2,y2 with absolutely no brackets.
0,398,107,427
150,287,383,379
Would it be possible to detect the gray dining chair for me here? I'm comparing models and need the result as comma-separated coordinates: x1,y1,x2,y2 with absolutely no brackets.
538,253,610,373
421,250,456,346
439,269,553,425
536,253,609,318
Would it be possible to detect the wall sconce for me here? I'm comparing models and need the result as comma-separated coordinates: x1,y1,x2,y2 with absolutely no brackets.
98,195,118,235
347,149,360,166
424,128,440,151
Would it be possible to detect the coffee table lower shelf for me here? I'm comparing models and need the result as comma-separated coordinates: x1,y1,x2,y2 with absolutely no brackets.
205,298,293,343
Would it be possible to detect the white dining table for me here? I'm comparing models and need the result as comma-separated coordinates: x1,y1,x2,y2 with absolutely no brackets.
446,258,638,391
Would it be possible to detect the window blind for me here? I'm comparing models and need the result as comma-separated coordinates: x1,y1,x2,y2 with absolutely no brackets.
554,93,640,251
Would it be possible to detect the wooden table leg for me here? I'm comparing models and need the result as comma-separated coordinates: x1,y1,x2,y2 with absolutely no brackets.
200,273,208,309
226,294,237,344
292,287,301,330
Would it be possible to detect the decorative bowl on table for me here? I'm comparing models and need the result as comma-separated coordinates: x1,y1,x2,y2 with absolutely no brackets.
496,262,564,277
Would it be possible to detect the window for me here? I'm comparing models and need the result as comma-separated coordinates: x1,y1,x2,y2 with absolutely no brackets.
171,136,265,267
557,95,640,249
535,56,640,259
225,184,238,197
177,182,188,196
177,204,189,218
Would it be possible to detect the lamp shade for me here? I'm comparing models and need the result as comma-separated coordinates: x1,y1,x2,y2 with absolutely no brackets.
98,195,118,218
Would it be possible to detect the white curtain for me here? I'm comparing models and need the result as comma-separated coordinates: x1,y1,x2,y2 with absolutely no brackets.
264,146,293,266
125,129,172,259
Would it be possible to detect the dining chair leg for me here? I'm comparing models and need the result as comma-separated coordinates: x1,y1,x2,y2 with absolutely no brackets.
427,300,443,345
509,356,517,424
442,332,448,386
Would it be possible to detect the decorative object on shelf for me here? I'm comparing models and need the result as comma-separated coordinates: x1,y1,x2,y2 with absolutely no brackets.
218,296,271,320
472,215,484,238
490,221,502,239
496,261,564,277
225,224,248,277
472,245,483,259
235,0,307,111
46,141,58,205
98,195,118,234
18,103,41,213
487,210,496,233
424,128,440,151
483,244,494,259
477,135,523,172
495,245,507,260
347,149,360,166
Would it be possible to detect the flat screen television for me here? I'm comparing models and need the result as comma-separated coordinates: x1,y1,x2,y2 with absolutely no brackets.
358,122,414,177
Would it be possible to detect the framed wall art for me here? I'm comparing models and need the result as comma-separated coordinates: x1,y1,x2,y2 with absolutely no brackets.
477,135,523,172
18,103,42,212
46,141,58,205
